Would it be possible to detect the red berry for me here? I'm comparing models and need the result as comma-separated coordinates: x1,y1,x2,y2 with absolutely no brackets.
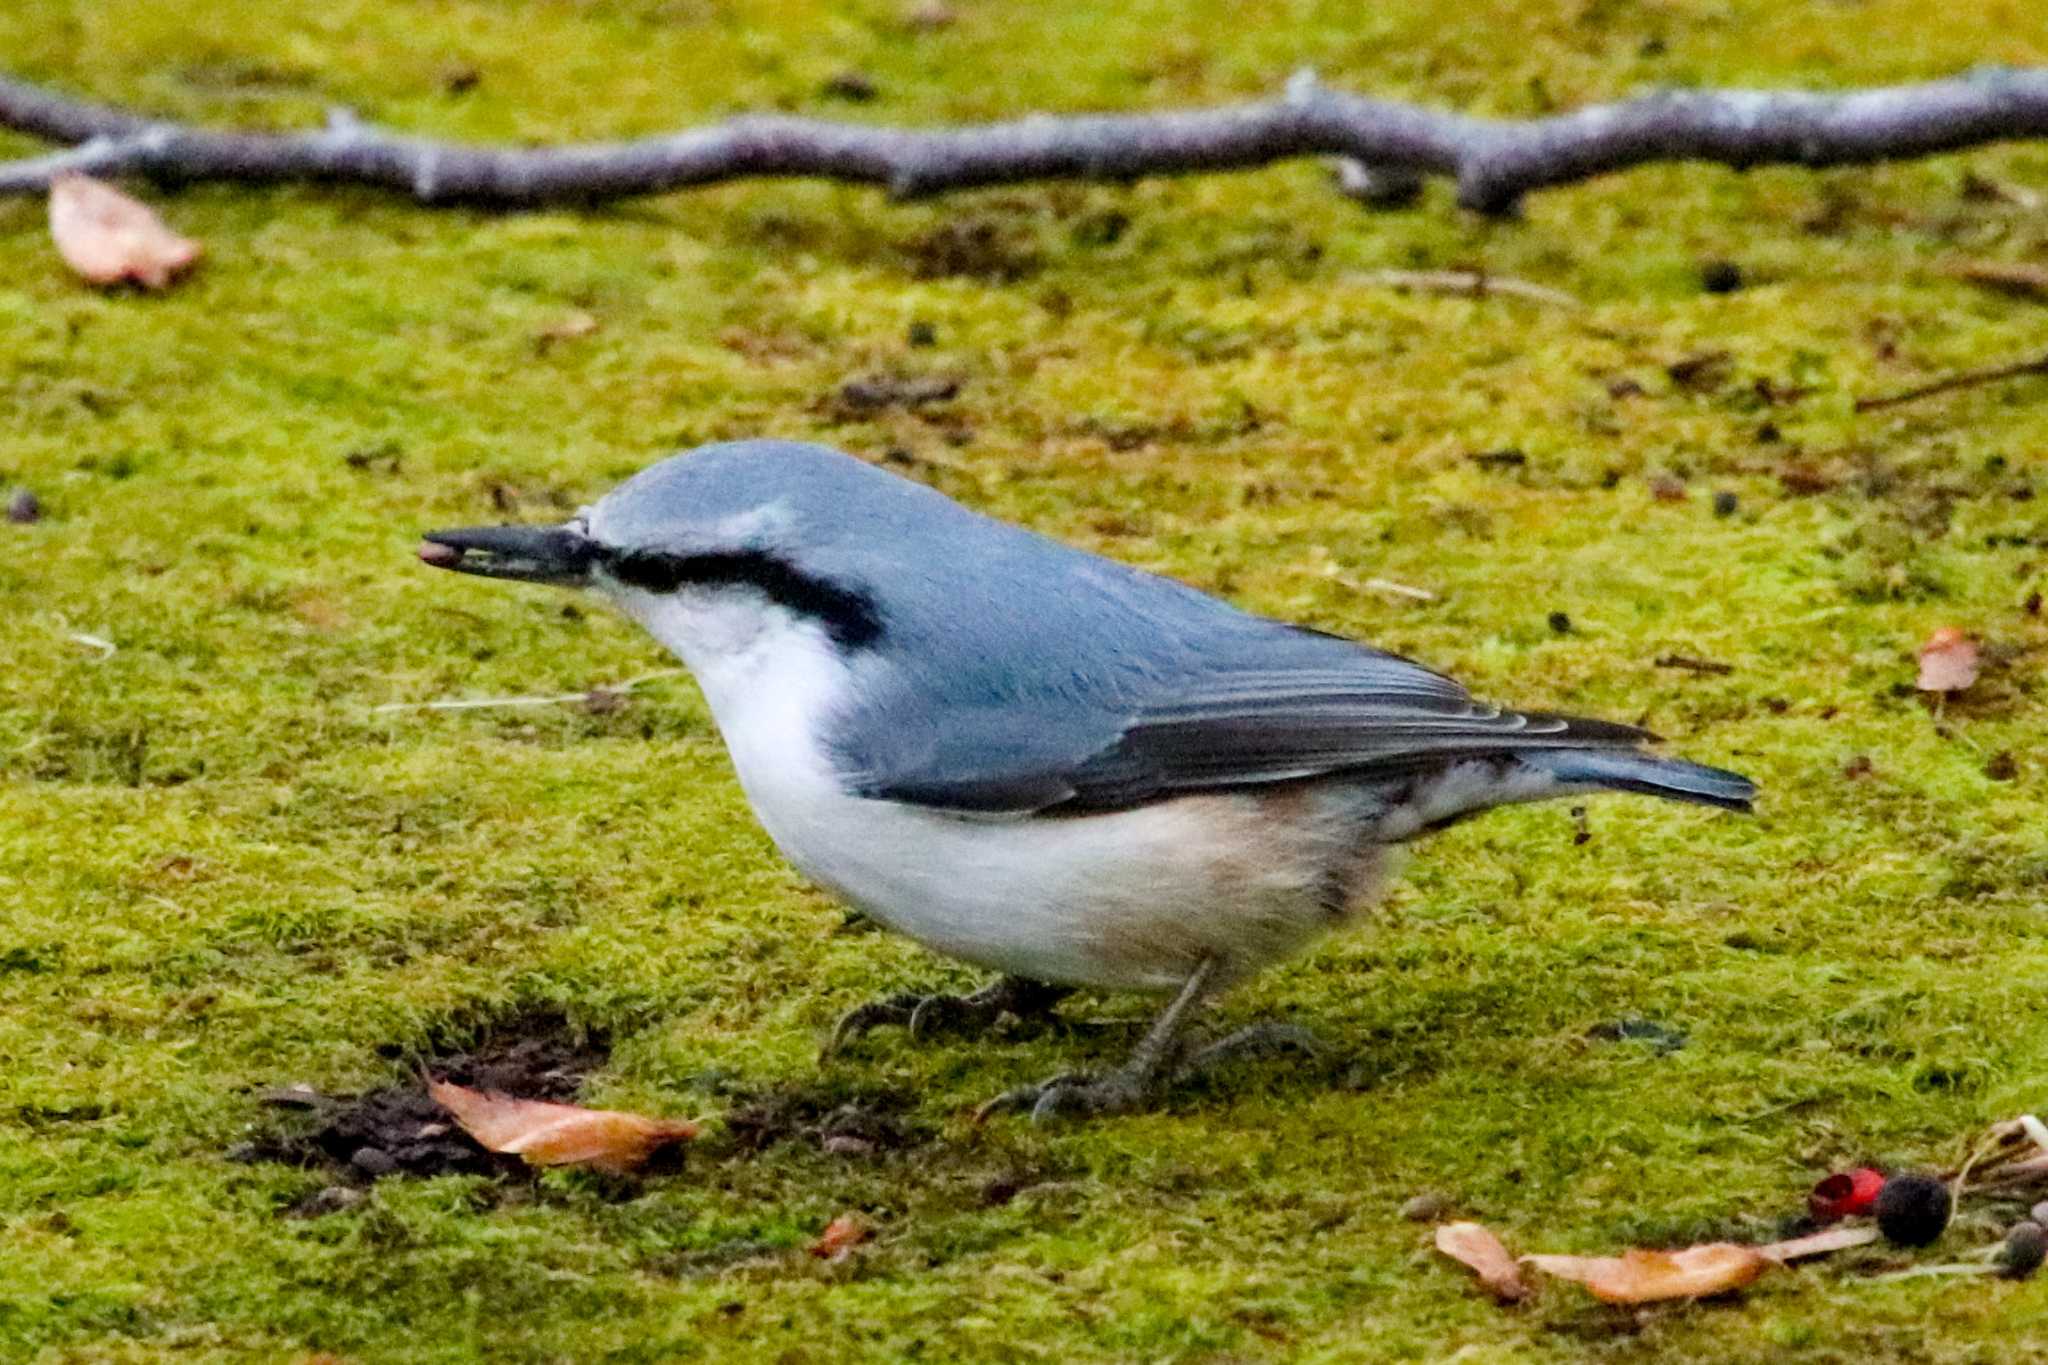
1809,1167,1886,1224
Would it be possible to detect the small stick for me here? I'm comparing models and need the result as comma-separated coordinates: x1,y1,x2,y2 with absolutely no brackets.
1359,576,1439,603
372,668,685,715
1353,269,1584,309
1654,654,1735,675
1854,351,2048,412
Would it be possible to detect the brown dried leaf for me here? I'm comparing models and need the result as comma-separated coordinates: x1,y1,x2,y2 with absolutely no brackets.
1915,626,1980,693
1524,1243,1768,1303
427,1079,697,1175
47,173,202,289
808,1213,870,1260
1435,1221,1530,1302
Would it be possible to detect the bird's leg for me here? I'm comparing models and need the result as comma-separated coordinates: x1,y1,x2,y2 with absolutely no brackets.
975,959,1218,1124
823,974,1070,1060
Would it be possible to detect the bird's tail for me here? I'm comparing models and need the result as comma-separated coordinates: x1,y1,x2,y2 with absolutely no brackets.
1524,748,1756,813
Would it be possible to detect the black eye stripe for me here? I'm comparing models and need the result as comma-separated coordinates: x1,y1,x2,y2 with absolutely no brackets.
599,547,882,650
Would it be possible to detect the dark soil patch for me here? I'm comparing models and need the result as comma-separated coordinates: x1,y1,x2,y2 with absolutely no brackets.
232,1012,608,1191
721,1084,928,1157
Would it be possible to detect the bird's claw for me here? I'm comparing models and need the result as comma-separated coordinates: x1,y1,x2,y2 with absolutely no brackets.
822,993,923,1060
973,1070,1151,1125
1178,1022,1324,1072
973,1019,1325,1124
907,992,975,1042
824,976,1068,1062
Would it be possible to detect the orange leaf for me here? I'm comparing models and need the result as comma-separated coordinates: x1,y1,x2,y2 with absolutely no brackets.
1915,626,1980,693
47,173,202,289
1524,1243,1768,1303
808,1214,870,1260
1435,1221,1529,1302
427,1079,697,1176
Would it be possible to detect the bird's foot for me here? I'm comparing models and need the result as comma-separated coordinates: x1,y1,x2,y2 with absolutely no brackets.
823,975,1068,1060
973,1065,1158,1125
974,1020,1323,1125
1178,1021,1324,1073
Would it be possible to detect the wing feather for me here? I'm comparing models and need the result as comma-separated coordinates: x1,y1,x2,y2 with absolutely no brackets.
841,652,1651,814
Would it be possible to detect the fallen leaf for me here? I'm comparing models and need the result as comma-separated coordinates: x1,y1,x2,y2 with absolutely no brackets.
1435,1221,1530,1302
809,1213,870,1260
1915,626,1979,693
427,1079,697,1175
1524,1244,1768,1303
1759,1224,1881,1263
47,173,202,289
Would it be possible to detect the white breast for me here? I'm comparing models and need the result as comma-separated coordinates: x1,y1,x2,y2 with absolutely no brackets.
606,584,1386,993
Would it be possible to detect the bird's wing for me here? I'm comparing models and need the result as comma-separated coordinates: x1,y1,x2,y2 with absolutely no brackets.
836,645,1650,814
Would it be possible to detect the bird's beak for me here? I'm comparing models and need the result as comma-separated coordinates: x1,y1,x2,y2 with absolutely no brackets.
417,523,597,587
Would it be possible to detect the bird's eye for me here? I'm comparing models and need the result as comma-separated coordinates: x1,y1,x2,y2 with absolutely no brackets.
606,550,689,593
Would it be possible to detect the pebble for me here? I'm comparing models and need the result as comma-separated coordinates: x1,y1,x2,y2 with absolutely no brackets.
349,1146,398,1178
2002,1221,2048,1280
1399,1192,1450,1222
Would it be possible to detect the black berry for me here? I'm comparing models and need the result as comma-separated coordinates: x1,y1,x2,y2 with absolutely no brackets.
1873,1172,1951,1248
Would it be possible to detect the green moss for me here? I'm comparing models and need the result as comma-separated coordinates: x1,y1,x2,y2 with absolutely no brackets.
5,0,2048,1359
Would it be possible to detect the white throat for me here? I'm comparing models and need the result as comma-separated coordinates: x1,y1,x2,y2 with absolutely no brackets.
598,579,860,852
602,580,829,711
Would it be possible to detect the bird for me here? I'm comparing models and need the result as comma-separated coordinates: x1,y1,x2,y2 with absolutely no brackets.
418,439,1754,1122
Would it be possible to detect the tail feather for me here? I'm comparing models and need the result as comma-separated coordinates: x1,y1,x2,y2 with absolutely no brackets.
1527,748,1756,813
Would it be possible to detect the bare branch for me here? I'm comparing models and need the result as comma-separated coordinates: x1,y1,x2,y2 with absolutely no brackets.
3,66,2048,213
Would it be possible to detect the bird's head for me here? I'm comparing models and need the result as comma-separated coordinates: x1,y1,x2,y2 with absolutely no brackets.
417,440,933,669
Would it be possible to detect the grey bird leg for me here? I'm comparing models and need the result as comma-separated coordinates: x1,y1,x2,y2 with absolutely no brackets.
824,974,1070,1060
975,959,1222,1124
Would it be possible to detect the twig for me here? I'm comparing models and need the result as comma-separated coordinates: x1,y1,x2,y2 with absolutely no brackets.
1654,653,1735,675
1353,269,1583,308
4,65,2048,213
372,668,684,715
1863,1263,1998,1284
1759,1225,1881,1263
1358,576,1439,603
1854,350,2048,412
67,631,116,657
1944,258,2048,299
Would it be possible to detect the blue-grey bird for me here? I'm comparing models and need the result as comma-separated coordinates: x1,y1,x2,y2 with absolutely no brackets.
419,440,1754,1121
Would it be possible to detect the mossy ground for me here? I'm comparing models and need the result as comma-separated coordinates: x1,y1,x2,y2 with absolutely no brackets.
5,1,2048,1359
